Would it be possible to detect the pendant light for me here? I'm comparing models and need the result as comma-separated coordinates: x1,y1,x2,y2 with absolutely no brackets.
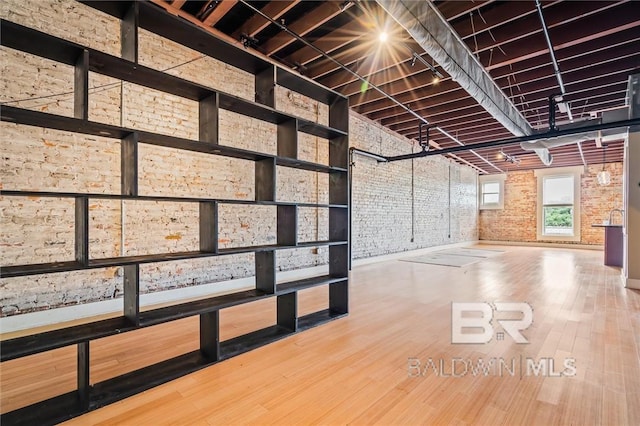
597,144,611,186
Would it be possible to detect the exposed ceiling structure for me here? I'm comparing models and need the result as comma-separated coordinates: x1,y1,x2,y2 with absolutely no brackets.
155,0,640,173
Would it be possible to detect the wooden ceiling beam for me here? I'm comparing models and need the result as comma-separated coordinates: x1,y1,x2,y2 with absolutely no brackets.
436,0,494,21
202,0,238,27
260,1,351,56
387,108,490,134
284,18,369,68
171,0,187,9
473,1,629,56
490,31,640,80
231,1,301,39
377,69,631,134
352,46,635,119
319,16,637,110
453,1,555,40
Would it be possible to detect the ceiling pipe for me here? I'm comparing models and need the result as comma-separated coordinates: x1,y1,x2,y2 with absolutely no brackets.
437,127,504,173
237,0,495,173
535,0,584,165
536,0,568,101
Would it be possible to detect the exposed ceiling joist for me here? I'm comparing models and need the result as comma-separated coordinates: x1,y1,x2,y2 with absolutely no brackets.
260,2,351,56
202,0,237,27
231,1,300,39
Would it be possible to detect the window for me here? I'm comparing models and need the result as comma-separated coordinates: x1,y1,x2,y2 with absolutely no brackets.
479,174,506,210
535,166,583,241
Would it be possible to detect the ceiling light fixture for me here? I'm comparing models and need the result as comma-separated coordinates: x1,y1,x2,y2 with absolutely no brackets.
597,144,611,186
410,52,444,82
378,31,388,42
499,150,520,165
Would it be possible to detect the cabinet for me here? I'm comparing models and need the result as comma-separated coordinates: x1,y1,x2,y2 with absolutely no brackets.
0,2,349,424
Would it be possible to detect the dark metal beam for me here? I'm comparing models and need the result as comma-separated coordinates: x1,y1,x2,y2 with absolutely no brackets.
386,117,640,162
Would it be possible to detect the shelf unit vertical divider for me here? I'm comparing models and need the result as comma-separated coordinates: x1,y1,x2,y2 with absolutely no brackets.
255,158,276,202
77,341,90,410
121,132,139,196
74,49,89,120
328,97,349,314
199,92,220,144
255,251,276,294
121,1,139,63
122,128,140,325
255,155,276,295
75,196,89,267
200,310,220,361
277,292,298,331
199,201,219,254
123,264,140,325
255,65,276,107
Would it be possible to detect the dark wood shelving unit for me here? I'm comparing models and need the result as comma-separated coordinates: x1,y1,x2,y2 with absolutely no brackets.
0,1,349,424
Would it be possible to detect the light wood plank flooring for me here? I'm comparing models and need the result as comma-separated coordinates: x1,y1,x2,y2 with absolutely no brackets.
2,245,639,425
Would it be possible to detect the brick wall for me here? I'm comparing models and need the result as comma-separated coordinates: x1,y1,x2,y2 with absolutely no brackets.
479,163,624,244
0,0,478,316
349,114,478,259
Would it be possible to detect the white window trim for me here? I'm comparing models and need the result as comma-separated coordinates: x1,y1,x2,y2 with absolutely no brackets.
479,174,506,210
534,166,584,242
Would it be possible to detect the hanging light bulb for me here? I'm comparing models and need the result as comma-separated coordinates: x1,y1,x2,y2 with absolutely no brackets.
597,144,611,186
597,170,611,185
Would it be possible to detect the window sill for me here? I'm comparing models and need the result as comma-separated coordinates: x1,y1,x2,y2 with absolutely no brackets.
479,204,504,210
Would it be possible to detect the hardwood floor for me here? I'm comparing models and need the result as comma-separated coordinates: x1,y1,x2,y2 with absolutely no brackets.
2,245,639,425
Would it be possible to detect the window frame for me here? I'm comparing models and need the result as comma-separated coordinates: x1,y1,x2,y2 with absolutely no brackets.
534,166,583,242
478,174,506,210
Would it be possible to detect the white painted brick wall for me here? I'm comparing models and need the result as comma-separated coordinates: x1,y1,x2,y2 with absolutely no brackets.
0,0,478,316
349,113,478,259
